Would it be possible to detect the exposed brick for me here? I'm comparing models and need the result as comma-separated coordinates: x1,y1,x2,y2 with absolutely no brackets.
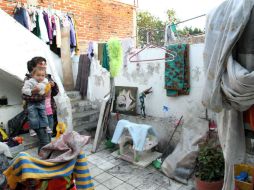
1,0,134,53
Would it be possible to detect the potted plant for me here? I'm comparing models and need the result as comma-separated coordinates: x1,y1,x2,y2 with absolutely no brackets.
195,141,225,190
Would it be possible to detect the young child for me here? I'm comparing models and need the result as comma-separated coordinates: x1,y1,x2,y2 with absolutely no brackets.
22,67,52,135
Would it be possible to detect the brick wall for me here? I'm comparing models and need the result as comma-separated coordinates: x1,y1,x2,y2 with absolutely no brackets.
0,0,135,53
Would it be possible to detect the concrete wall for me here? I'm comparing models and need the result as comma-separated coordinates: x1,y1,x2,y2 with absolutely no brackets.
88,44,206,119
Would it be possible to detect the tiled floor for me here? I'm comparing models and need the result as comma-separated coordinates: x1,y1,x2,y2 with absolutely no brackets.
26,143,195,190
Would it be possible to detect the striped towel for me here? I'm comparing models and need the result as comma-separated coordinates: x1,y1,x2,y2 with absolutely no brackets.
3,151,94,190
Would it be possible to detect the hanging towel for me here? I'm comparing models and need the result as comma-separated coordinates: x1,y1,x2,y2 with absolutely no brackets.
43,11,53,44
165,44,190,96
111,120,157,151
75,55,91,99
102,43,110,72
98,43,105,65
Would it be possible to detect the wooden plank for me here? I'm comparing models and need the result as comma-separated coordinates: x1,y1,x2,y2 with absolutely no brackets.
92,95,110,153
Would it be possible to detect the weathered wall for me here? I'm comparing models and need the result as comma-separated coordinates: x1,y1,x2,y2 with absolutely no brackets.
0,0,134,53
114,44,206,119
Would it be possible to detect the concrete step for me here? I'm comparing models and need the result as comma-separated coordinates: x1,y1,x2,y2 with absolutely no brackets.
71,99,98,113
74,121,98,133
66,91,81,101
73,110,99,124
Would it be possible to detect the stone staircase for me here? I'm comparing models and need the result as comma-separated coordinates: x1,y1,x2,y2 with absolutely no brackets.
21,91,99,151
67,91,99,133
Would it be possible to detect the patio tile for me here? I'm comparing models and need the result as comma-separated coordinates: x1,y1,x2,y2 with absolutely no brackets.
95,172,113,183
103,177,124,189
95,184,110,190
90,166,104,177
97,162,115,171
113,183,135,190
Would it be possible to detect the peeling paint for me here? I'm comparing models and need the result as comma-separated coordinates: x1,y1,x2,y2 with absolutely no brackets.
191,66,202,81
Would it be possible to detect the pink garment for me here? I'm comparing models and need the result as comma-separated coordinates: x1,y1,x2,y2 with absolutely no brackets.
45,95,53,115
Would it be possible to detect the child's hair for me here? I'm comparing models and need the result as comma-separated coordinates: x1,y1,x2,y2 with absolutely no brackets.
27,57,47,73
31,67,46,76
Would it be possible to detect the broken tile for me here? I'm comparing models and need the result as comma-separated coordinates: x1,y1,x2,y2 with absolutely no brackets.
114,183,135,190
103,177,124,189
90,167,104,177
95,184,110,190
94,172,113,183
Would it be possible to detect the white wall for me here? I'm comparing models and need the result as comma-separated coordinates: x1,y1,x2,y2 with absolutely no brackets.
87,44,205,118
114,44,205,118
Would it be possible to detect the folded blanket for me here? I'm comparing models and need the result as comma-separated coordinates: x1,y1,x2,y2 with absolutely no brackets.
4,151,94,190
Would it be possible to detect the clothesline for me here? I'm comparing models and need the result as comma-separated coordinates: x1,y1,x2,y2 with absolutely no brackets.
13,4,79,55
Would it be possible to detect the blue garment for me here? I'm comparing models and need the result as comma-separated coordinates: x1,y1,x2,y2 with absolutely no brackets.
47,115,54,130
27,101,49,130
68,16,76,48
13,7,29,29
111,120,157,151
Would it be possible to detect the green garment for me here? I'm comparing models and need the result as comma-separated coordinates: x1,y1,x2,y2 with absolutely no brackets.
165,44,190,96
171,23,177,33
32,13,41,38
102,43,110,71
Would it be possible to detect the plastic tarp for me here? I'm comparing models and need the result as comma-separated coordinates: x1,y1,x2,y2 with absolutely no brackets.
0,9,73,131
161,117,208,184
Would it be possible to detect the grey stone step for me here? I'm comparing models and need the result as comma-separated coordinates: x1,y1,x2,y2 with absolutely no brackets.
74,121,98,133
73,110,99,123
71,99,98,113
66,91,81,100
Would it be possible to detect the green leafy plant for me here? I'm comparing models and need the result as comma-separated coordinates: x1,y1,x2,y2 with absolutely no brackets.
195,141,225,182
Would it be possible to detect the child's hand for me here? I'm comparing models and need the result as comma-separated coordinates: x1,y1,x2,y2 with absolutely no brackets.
32,86,40,94
49,81,55,87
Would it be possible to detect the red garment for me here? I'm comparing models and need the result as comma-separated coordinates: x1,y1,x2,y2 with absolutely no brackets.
243,105,254,131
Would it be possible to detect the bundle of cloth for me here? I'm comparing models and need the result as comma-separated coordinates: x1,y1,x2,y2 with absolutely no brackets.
3,131,94,190
202,0,254,189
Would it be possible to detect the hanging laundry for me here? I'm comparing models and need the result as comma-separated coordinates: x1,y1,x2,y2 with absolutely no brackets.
73,17,79,54
165,44,190,96
38,10,49,43
102,43,110,71
68,16,77,52
164,23,177,46
43,11,53,44
32,12,41,38
98,43,105,65
13,7,29,29
75,55,91,99
107,38,123,77
55,15,62,48
87,42,94,60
